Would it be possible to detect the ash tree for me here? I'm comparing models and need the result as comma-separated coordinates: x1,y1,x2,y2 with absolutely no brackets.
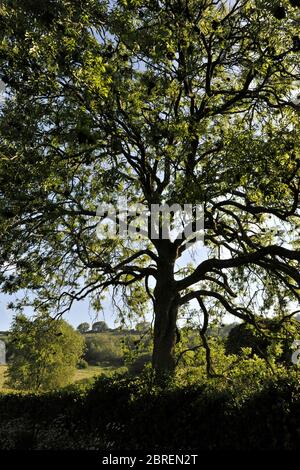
1,0,300,377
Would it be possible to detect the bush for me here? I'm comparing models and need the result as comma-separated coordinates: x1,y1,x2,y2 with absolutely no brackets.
225,322,270,357
77,359,88,369
84,333,123,366
91,321,109,333
226,319,300,364
77,323,90,334
128,353,152,375
0,371,299,450
6,314,85,391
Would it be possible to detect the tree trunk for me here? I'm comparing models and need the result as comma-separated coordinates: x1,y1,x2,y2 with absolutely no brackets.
152,242,179,378
152,294,179,374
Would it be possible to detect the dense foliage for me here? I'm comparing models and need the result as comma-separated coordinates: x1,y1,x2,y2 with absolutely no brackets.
77,322,90,334
92,321,109,333
0,368,299,450
6,314,85,390
83,332,123,366
225,318,300,364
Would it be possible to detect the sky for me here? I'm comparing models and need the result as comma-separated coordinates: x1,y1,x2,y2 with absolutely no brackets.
0,293,119,332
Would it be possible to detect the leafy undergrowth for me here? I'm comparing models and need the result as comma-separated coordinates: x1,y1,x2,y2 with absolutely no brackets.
0,366,299,450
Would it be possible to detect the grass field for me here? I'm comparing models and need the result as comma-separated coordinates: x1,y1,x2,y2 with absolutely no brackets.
73,365,119,383
0,364,120,392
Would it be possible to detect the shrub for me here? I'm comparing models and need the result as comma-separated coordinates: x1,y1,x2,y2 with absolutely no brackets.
77,323,90,334
128,353,152,375
226,319,300,364
84,334,123,366
77,359,89,369
6,314,85,391
0,371,299,450
91,321,109,333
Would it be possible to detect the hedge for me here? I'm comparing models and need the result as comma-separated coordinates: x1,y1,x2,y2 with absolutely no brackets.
0,374,299,450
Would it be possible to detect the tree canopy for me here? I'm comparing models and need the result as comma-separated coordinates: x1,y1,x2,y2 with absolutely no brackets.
6,314,85,390
92,320,109,332
0,0,300,375
77,322,90,333
225,318,300,363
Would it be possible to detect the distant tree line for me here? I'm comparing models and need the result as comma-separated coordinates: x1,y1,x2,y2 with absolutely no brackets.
76,320,151,335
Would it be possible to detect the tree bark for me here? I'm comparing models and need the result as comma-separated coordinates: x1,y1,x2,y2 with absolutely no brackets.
152,241,179,378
